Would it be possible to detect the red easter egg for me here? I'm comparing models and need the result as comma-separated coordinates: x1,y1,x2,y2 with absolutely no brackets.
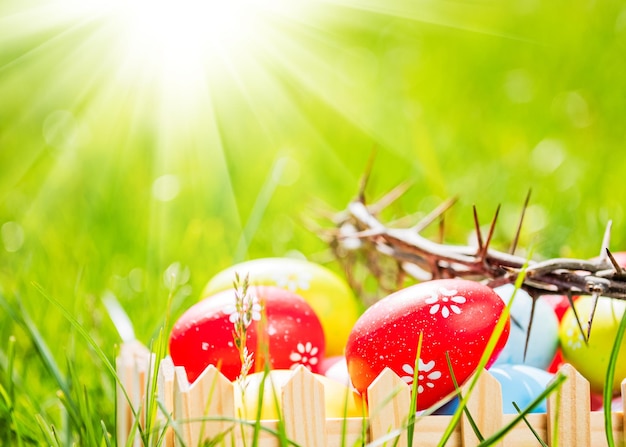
547,349,565,373
169,286,326,383
345,279,510,410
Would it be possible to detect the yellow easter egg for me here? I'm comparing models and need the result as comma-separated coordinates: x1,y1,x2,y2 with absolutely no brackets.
203,258,362,356
559,296,626,394
234,369,363,420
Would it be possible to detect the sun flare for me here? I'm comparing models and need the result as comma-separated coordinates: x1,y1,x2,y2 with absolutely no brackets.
89,0,292,93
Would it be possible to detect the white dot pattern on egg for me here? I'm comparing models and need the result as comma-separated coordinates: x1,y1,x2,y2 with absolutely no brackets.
346,279,510,410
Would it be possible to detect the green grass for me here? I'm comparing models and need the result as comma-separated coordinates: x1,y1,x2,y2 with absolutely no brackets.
2,0,626,445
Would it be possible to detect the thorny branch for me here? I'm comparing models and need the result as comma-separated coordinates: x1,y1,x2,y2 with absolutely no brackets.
322,180,626,344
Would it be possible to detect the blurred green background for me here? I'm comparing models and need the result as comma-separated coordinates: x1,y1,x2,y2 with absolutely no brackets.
1,0,626,441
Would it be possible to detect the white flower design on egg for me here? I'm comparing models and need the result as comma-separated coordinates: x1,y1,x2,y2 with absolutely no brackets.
289,342,319,370
272,270,313,292
425,287,467,319
400,359,442,393
566,326,584,350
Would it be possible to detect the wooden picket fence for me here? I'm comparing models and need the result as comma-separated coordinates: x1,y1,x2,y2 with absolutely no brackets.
116,342,625,447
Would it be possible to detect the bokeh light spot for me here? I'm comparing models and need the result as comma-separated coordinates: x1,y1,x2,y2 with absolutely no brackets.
530,138,566,175
564,91,591,128
2,221,25,252
152,174,181,202
504,69,534,104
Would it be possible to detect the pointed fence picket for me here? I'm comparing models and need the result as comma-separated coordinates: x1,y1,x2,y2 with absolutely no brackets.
116,344,625,447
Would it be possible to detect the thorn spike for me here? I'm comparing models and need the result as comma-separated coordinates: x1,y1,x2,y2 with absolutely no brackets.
587,292,600,341
567,291,588,344
414,196,458,233
599,220,613,261
358,148,377,203
438,215,445,244
370,181,412,214
473,205,484,253
481,204,501,259
523,298,538,362
606,248,625,275
510,189,532,255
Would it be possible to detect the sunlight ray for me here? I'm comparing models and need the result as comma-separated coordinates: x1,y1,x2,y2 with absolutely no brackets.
318,0,541,43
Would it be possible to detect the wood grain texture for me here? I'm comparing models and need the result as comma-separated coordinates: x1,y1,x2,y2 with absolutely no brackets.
547,363,590,447
282,365,327,447
367,366,412,446
462,369,503,446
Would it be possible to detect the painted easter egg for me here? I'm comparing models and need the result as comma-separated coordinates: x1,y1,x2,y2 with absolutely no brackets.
235,369,363,420
559,295,626,394
591,394,624,412
490,364,555,413
540,294,576,321
547,349,565,374
435,364,555,415
492,284,559,370
202,257,362,356
169,286,326,383
345,279,510,410
322,357,352,387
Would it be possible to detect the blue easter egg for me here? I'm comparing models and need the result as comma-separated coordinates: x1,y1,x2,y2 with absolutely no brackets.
489,364,554,413
433,364,555,415
492,284,559,369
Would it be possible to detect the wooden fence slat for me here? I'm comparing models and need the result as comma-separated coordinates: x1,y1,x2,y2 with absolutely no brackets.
282,365,327,447
187,365,235,446
547,363,590,447
367,367,411,446
115,341,150,447
462,369,503,447
142,353,158,446
326,418,366,447
115,354,133,447
157,356,175,447
173,366,192,447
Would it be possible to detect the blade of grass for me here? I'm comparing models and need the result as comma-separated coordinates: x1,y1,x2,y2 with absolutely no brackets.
65,353,102,446
157,399,188,447
511,402,548,447
0,294,73,411
141,269,180,446
406,331,424,447
603,307,626,447
0,293,84,445
29,283,144,439
34,414,61,447
68,357,100,447
551,383,561,447
234,155,287,263
2,334,28,447
365,427,406,447
173,414,303,446
100,420,113,447
145,336,167,445
6,335,15,405
445,352,483,442
339,370,353,447
0,381,26,447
